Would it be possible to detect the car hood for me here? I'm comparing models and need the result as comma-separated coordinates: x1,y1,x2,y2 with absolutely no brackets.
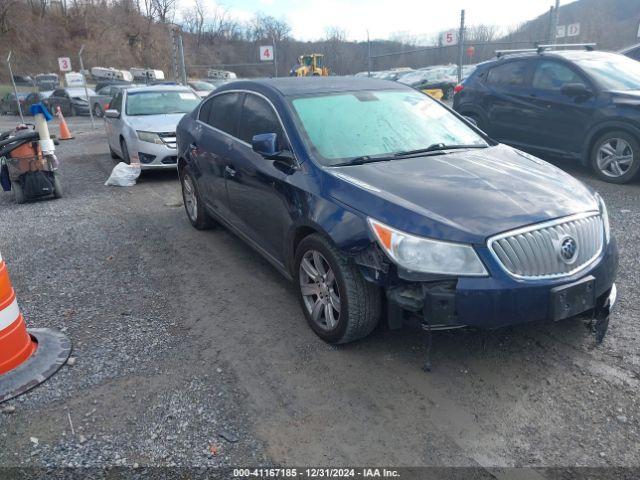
324,144,598,243
125,113,185,132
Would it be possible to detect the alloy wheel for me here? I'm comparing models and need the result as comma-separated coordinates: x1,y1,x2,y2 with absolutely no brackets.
182,175,198,222
299,250,341,331
597,138,633,178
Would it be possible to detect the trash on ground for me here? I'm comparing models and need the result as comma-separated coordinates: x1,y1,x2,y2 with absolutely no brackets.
105,162,141,187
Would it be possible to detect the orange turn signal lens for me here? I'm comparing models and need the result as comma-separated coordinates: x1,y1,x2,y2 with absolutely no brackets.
371,221,392,250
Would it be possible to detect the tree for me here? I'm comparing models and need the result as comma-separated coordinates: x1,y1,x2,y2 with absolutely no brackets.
247,13,291,42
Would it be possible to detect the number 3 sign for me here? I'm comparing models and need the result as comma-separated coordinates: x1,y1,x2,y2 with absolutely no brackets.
58,57,72,72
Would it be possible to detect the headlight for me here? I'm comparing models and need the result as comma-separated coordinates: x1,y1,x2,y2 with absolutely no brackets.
136,131,163,144
595,193,610,243
368,218,488,276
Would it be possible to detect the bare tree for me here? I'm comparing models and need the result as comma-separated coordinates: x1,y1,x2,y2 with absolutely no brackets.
247,13,291,42
152,0,175,23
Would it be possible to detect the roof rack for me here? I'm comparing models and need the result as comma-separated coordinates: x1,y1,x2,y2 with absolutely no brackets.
495,43,597,58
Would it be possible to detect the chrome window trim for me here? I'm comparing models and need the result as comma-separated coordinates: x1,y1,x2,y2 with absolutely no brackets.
486,211,604,281
195,89,299,165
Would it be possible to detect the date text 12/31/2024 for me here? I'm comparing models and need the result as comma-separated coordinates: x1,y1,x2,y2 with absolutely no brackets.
233,468,401,478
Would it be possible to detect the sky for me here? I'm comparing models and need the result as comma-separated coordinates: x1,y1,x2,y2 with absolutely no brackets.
179,0,570,42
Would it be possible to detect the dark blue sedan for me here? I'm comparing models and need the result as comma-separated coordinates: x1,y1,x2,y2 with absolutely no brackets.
176,77,618,344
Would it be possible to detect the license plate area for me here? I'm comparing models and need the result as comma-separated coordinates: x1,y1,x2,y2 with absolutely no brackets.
550,275,596,321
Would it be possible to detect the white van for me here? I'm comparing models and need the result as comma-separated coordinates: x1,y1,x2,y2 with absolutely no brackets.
130,68,165,81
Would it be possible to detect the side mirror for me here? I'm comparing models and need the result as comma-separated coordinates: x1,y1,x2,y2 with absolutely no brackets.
252,133,278,157
560,83,592,98
104,109,120,118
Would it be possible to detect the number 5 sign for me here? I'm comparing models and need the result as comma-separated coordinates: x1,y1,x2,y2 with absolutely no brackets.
58,57,72,72
259,46,274,61
441,30,458,46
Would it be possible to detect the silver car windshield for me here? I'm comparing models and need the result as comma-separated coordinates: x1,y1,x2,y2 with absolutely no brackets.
126,90,200,116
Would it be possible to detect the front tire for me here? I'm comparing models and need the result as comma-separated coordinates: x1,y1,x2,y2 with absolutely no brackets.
120,138,131,165
295,234,381,344
591,130,640,184
180,167,214,230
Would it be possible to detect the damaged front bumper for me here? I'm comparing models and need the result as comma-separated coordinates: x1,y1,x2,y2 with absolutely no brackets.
357,237,619,334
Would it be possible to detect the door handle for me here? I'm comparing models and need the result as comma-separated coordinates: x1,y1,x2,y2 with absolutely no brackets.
225,165,236,177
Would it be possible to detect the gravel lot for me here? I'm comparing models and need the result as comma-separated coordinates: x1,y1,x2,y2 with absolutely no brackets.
0,115,638,475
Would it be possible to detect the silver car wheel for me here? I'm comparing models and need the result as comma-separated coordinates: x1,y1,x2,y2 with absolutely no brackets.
597,138,633,178
299,250,341,331
182,175,198,222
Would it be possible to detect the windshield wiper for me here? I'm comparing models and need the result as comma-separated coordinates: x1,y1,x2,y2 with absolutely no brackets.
393,143,488,157
332,154,396,167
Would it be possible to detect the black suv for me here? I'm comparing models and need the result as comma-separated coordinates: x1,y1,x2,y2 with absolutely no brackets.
453,47,640,183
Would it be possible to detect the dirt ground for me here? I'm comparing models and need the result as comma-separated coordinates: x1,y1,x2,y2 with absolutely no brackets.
0,116,638,476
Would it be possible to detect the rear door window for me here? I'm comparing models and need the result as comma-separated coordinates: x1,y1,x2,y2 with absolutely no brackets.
202,92,243,138
487,60,529,87
238,94,285,147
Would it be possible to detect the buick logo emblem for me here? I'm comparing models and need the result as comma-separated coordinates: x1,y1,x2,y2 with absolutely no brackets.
559,236,578,264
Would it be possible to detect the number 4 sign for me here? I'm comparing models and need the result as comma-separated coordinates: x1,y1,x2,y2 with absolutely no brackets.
260,46,274,61
58,57,72,72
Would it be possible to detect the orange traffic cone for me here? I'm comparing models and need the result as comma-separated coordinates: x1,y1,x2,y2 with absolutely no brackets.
0,251,71,403
56,106,74,140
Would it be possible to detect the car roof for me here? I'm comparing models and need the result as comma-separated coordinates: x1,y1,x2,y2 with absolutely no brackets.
485,49,623,65
125,85,194,94
218,77,409,97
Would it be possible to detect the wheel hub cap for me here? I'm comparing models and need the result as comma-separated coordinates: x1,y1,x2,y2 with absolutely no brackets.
597,138,633,178
299,250,341,331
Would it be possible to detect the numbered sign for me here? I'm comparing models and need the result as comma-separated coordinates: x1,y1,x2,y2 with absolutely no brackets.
259,46,274,61
441,30,457,46
556,25,566,39
567,23,580,37
58,57,72,72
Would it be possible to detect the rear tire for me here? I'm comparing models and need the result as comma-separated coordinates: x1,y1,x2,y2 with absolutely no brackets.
590,130,640,184
53,172,63,199
13,181,25,204
294,234,381,344
180,166,214,230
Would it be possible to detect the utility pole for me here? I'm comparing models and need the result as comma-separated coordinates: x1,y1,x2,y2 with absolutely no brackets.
6,52,24,123
177,32,187,85
169,28,180,83
79,45,95,129
367,30,372,77
272,35,278,77
457,9,465,84
551,0,561,43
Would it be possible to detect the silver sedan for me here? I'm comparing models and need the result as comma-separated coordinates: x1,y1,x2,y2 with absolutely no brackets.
104,85,201,170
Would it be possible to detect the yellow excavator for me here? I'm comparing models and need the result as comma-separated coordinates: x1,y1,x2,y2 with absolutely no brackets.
295,54,329,77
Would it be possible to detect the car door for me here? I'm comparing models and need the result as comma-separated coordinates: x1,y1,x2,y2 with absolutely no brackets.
483,59,537,147
225,92,296,262
525,59,597,155
104,91,124,152
191,92,243,219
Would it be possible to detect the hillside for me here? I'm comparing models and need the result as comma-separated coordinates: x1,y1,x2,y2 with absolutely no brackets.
1,0,639,83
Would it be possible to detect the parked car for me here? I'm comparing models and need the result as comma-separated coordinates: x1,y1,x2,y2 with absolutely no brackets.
12,75,33,86
24,91,53,113
454,48,640,183
90,84,139,117
34,73,59,91
399,68,457,99
175,77,618,345
188,80,216,98
46,87,96,116
0,92,28,115
104,85,200,170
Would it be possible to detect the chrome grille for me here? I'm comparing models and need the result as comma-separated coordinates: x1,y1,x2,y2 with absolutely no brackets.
488,213,604,279
158,132,177,149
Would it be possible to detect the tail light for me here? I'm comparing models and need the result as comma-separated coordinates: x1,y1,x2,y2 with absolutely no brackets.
454,84,464,94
